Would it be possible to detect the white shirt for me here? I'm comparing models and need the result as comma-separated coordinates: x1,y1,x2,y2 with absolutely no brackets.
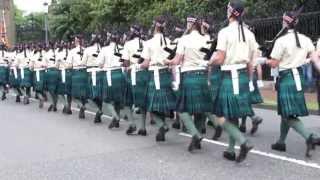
83,44,101,67
31,51,47,69
67,45,85,68
176,30,209,71
45,49,58,68
122,38,145,64
97,43,122,69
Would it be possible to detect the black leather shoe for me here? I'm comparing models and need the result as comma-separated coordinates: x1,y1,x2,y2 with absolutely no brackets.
172,120,181,129
223,151,236,161
251,117,263,135
126,126,137,135
239,125,246,133
156,127,168,142
138,129,147,136
48,105,54,112
1,92,6,100
53,106,57,112
236,142,253,163
94,111,103,123
188,135,203,152
16,95,21,103
271,142,286,152
79,106,85,119
212,126,222,140
108,118,120,129
306,134,317,158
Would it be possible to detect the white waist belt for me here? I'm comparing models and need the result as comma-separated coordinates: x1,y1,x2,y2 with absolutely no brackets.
73,66,86,70
175,65,181,85
149,66,168,90
0,64,8,67
104,67,122,87
20,68,25,80
87,68,102,87
291,68,302,91
221,64,247,95
34,69,45,82
61,69,66,83
11,67,18,79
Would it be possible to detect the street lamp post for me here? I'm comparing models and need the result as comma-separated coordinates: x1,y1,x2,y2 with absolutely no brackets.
43,1,49,46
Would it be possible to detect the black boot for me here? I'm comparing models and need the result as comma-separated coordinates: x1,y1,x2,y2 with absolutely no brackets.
236,142,253,163
239,125,246,133
79,106,85,119
94,111,103,123
188,135,203,152
1,92,6,100
172,119,181,129
16,95,21,103
223,151,236,161
138,129,147,136
212,126,222,140
306,134,317,158
251,116,263,135
126,126,137,135
156,127,168,142
108,118,120,129
48,104,54,112
271,142,286,152
53,106,57,112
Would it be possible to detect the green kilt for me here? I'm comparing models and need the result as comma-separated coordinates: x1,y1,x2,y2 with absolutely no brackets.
88,71,105,99
33,70,46,92
132,70,149,109
71,69,89,99
277,68,308,118
46,68,60,94
146,69,176,114
214,69,254,119
250,73,263,104
0,66,9,85
20,68,33,88
57,69,72,95
9,69,20,88
209,67,222,107
103,69,126,104
123,71,133,106
177,70,212,113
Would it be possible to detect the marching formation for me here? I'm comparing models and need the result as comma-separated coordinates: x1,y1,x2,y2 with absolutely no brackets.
1,0,320,163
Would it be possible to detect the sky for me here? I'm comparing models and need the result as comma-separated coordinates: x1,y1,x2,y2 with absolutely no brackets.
14,0,52,14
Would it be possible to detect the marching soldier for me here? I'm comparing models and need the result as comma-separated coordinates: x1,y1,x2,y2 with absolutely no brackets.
18,44,33,105
84,34,104,123
45,42,60,112
30,44,47,109
208,0,255,162
166,15,212,151
58,42,73,115
122,25,149,135
0,44,9,100
8,46,22,102
67,35,89,119
98,31,126,129
140,16,176,142
257,11,320,157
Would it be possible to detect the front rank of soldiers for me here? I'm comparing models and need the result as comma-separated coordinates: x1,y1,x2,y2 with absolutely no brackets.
1,0,320,164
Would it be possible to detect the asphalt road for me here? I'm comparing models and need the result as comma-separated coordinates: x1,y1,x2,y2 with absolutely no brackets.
0,96,320,180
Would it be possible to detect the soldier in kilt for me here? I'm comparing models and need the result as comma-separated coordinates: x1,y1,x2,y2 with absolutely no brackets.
99,32,126,129
257,11,320,157
18,44,33,105
67,35,89,119
84,34,104,123
240,63,264,135
57,42,73,115
30,44,47,109
0,46,9,101
140,16,176,142
45,42,60,112
166,15,212,151
207,0,255,163
122,25,149,136
8,47,23,102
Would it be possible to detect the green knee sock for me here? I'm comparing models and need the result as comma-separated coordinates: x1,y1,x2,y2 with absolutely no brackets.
222,121,246,145
125,106,135,127
277,119,290,144
153,113,166,129
179,112,201,137
103,103,120,120
287,118,311,140
194,114,206,132
227,135,236,153
140,111,147,130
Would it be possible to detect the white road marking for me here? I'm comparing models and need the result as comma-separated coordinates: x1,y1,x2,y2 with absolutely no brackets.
180,133,320,169
6,94,320,169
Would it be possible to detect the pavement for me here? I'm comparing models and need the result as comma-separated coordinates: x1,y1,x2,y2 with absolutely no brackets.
0,95,320,180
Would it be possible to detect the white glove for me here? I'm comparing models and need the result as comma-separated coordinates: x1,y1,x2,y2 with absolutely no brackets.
255,57,267,65
257,80,264,88
249,81,255,92
172,81,180,91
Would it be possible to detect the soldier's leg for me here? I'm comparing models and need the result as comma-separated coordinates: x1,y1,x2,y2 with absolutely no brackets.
271,117,290,152
205,113,223,140
153,111,169,142
194,113,206,134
